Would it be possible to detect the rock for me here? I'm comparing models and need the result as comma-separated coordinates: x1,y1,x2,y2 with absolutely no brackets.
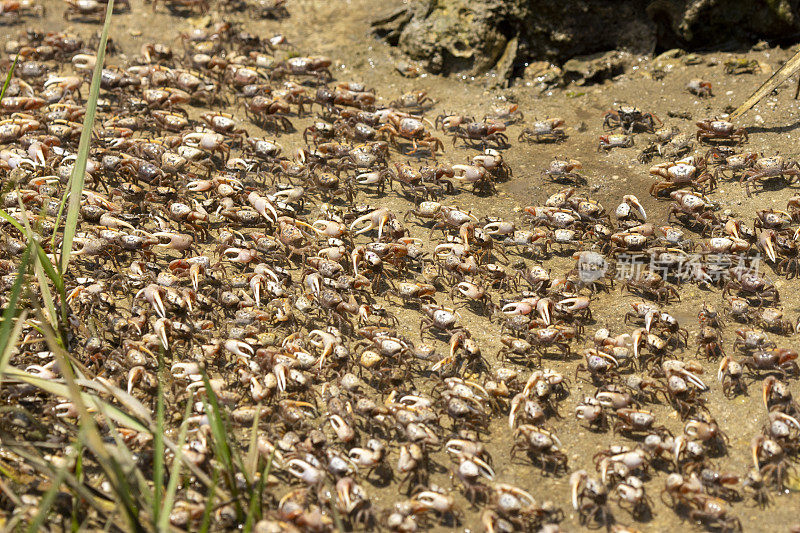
492,36,519,84
522,60,562,85
373,0,800,80
654,48,685,61
373,0,524,75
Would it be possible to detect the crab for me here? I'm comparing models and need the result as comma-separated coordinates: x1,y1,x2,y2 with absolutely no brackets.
743,348,799,378
603,105,661,133
542,158,585,183
622,270,680,303
649,157,716,196
697,326,726,361
696,119,748,145
570,470,613,528
389,90,435,111
706,148,757,180
723,264,779,306
724,57,760,75
668,189,720,235
379,114,444,157
687,79,712,97
518,118,566,143
773,233,800,279
449,120,509,149
740,155,800,197
419,304,464,339
597,133,633,151
510,424,568,472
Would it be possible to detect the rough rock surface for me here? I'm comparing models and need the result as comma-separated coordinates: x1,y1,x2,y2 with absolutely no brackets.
372,0,800,78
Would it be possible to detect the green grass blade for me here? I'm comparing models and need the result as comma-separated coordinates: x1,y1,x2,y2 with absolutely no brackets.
198,468,218,533
200,369,243,519
153,350,166,528
59,0,114,275
33,309,144,532
72,440,84,533
0,310,27,389
0,243,32,375
3,367,151,434
158,393,194,532
1,443,116,519
245,405,261,483
11,196,69,342
243,451,272,533
16,196,59,333
0,206,25,232
27,466,67,533
0,53,19,101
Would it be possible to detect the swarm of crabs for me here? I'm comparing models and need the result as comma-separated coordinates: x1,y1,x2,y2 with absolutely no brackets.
3,1,800,532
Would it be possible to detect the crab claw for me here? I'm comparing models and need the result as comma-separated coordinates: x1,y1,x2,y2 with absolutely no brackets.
127,366,144,394
623,194,646,220
508,394,522,429
135,284,166,319
250,273,265,307
247,191,278,223
674,435,686,464
189,263,202,292
632,329,643,360
774,411,800,431
502,301,533,315
569,470,587,511
273,363,287,392
336,478,354,511
682,370,707,391
751,436,763,469
762,376,774,410
224,339,254,358
644,309,658,332
171,362,201,380
472,456,496,480
349,208,391,239
154,318,170,350
430,354,455,372
537,297,553,325
758,229,777,263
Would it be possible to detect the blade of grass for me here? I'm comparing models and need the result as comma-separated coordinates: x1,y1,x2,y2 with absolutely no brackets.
153,349,166,528
0,53,19,101
200,369,243,520
1,443,117,516
158,393,194,533
242,457,270,533
27,465,68,533
16,196,58,334
0,206,25,233
1,203,68,339
59,0,114,275
0,243,32,377
33,308,144,530
245,405,261,482
73,373,225,498
198,468,219,533
0,310,28,384
4,366,149,433
71,440,84,533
